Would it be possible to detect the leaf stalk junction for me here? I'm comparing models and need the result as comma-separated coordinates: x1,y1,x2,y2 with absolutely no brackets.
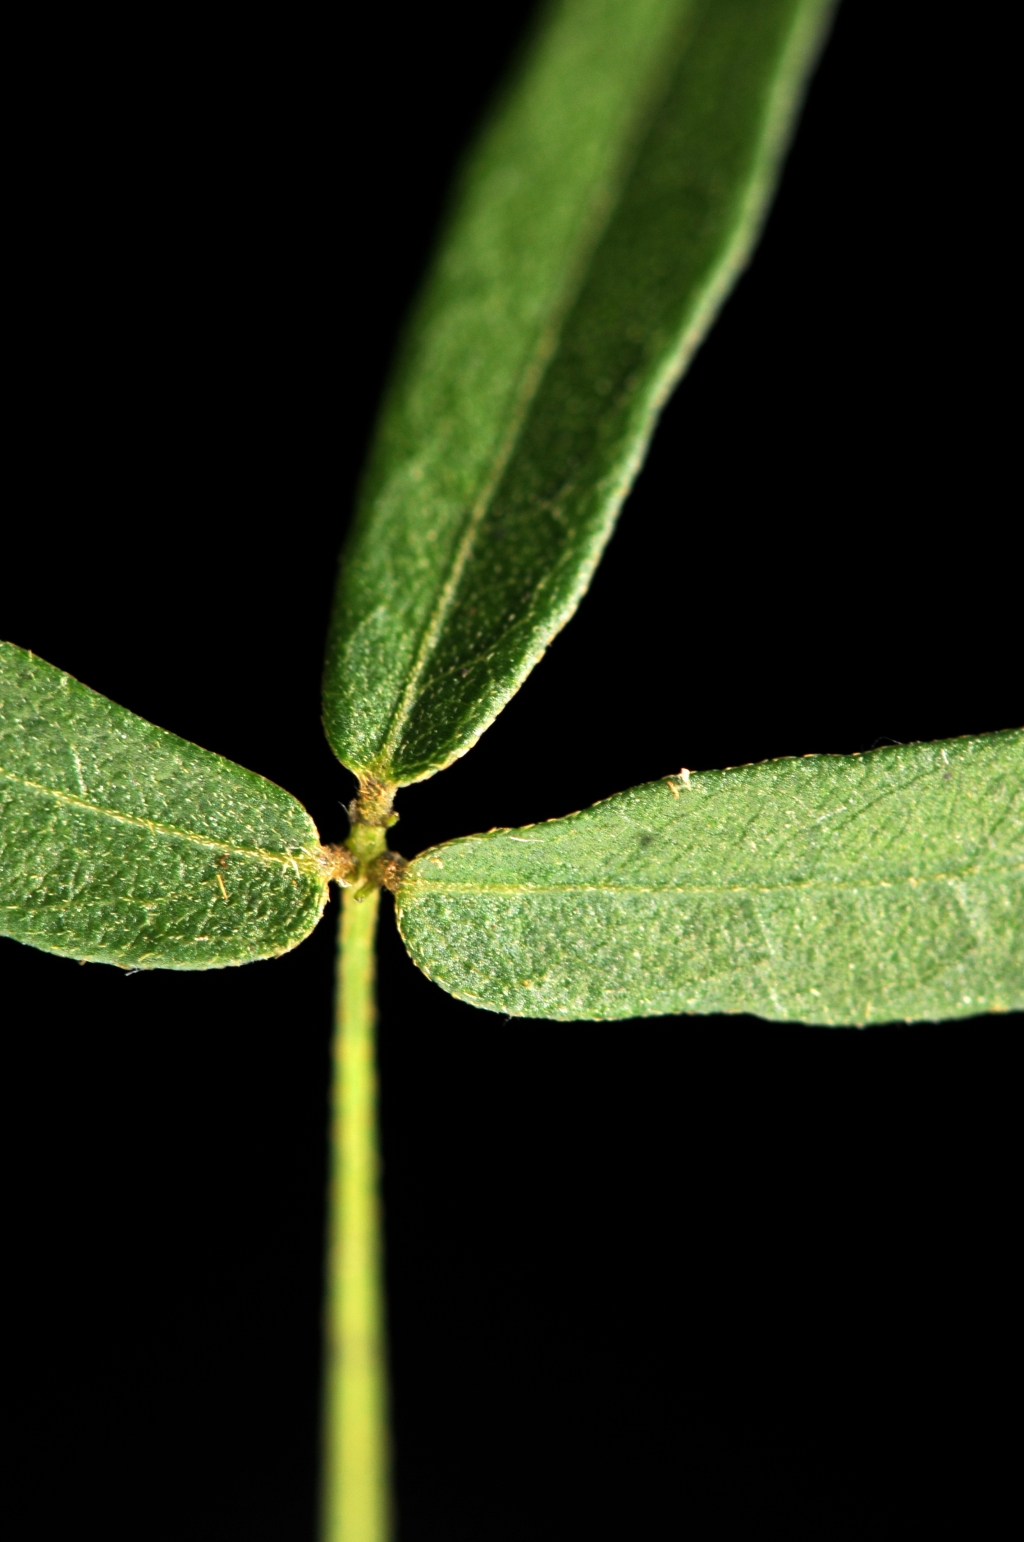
320,778,403,1542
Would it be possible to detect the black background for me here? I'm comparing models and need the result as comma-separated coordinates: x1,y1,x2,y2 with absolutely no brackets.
3,3,1019,1537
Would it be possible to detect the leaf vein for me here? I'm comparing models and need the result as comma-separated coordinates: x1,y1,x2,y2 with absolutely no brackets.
402,866,1002,898
0,765,321,874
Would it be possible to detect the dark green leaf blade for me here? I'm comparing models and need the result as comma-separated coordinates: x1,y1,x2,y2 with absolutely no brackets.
1,641,333,969
324,0,835,786
395,731,1024,1024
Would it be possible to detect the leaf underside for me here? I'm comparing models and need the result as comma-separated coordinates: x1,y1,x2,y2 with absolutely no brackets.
323,0,835,787
0,641,330,970
396,731,1024,1024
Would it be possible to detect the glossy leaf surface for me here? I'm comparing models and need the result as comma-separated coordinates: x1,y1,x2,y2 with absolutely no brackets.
396,731,1024,1023
324,0,834,786
0,641,331,969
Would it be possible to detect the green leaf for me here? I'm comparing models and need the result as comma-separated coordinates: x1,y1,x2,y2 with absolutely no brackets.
395,731,1024,1024
324,0,835,787
0,641,334,970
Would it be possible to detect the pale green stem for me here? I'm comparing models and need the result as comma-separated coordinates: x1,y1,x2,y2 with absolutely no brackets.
320,881,391,1542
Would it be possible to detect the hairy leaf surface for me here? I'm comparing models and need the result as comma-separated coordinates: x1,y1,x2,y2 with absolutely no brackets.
396,731,1024,1023
0,641,332,969
324,0,835,786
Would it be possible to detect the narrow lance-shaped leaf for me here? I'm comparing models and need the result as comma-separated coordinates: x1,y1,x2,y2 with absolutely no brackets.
0,641,337,970
324,0,835,787
395,731,1024,1025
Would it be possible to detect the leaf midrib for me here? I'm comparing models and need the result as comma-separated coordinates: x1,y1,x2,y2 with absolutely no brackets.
402,861,1017,898
0,764,321,874
371,34,686,780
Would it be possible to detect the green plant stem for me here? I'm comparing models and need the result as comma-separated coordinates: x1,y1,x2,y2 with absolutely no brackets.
321,881,391,1542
